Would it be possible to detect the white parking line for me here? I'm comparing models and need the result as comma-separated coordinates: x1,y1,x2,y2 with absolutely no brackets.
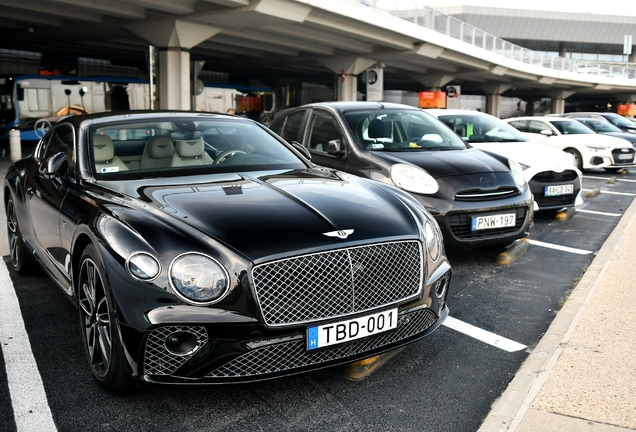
528,239,594,255
582,188,636,196
0,261,57,432
443,316,527,352
577,209,622,217
583,175,636,183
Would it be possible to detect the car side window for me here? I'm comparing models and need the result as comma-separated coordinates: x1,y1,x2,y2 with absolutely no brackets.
305,111,342,152
508,120,528,132
277,110,305,142
528,121,548,134
42,124,74,175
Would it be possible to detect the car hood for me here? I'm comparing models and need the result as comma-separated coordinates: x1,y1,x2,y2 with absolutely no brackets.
600,132,636,144
469,141,575,169
101,169,419,261
552,133,633,148
373,147,509,178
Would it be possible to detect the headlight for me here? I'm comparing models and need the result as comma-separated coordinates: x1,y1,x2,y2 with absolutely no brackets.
585,144,609,151
508,159,526,188
390,164,439,194
127,252,161,281
424,221,441,261
169,253,230,305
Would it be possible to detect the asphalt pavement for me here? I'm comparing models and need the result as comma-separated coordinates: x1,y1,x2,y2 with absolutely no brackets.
1,140,635,431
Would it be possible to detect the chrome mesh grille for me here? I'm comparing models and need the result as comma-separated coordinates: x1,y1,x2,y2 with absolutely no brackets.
143,325,208,376
252,241,423,327
206,308,438,378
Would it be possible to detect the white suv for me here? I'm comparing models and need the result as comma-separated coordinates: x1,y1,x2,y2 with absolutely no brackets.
504,116,635,172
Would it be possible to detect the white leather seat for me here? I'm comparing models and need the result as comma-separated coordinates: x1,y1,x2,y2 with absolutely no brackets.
171,137,214,167
141,135,175,169
93,135,128,173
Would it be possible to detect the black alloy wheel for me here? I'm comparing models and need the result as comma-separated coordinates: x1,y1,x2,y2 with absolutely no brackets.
6,197,33,274
78,245,130,391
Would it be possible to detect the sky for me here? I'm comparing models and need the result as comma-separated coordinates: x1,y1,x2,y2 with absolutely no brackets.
420,0,636,16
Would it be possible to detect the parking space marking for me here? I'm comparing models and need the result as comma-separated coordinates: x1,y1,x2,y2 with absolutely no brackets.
577,209,622,217
0,261,57,432
582,188,636,196
583,175,636,183
528,239,594,255
442,316,527,352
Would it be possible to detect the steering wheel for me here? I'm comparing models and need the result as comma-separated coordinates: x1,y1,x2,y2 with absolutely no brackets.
214,149,247,164
34,119,52,139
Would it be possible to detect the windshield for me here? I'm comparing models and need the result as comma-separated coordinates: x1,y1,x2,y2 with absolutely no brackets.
437,113,528,143
578,119,622,133
343,109,467,152
608,116,635,127
549,120,595,135
90,117,306,179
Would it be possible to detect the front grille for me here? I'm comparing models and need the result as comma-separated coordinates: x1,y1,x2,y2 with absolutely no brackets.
455,187,518,201
448,207,528,239
533,170,578,182
143,325,208,376
611,148,635,165
206,308,438,379
252,241,422,327
535,193,577,207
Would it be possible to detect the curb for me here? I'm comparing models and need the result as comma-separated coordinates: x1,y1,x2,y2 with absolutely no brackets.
495,238,530,265
554,207,576,222
343,347,405,380
606,176,617,185
478,195,636,432
585,188,600,198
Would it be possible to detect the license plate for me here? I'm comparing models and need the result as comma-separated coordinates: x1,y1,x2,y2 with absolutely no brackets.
471,213,516,231
545,184,574,196
306,308,398,350
617,153,633,160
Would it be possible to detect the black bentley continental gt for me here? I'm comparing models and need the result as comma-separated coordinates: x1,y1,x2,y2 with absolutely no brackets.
270,102,534,248
4,111,451,390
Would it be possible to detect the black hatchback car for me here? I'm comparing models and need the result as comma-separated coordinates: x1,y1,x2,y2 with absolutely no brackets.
270,102,534,247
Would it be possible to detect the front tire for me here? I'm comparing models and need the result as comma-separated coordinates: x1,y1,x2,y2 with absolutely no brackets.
78,245,131,391
6,197,34,274
564,148,583,171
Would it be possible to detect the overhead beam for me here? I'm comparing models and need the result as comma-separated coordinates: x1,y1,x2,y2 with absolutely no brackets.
262,24,373,54
1,8,63,26
0,0,102,22
221,28,334,55
49,0,146,19
110,0,195,14
209,34,300,56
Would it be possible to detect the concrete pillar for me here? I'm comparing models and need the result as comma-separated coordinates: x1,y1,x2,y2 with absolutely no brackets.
159,49,190,110
486,94,501,118
547,90,576,115
525,101,535,116
319,57,376,101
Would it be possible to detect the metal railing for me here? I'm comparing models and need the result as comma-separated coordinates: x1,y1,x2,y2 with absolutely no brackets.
362,0,636,80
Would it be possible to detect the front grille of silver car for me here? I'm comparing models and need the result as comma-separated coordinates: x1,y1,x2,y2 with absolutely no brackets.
206,308,438,379
143,325,208,376
252,241,423,327
455,187,518,201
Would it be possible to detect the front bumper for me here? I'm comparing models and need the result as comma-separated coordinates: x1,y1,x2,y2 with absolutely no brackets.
530,170,582,210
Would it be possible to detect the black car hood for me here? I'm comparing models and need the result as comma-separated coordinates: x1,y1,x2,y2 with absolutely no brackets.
373,147,509,178
101,169,418,261
602,132,636,144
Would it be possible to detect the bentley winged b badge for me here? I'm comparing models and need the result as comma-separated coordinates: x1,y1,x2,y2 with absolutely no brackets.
323,229,354,239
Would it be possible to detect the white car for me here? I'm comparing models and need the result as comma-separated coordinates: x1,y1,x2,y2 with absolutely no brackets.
504,116,635,172
426,109,583,212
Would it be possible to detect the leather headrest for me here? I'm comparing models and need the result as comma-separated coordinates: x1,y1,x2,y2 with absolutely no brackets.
93,135,114,162
175,138,204,158
148,136,174,158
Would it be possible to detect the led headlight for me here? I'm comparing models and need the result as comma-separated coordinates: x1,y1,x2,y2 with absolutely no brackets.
127,252,161,281
585,144,610,151
169,253,230,305
508,159,526,188
424,221,441,261
390,164,439,194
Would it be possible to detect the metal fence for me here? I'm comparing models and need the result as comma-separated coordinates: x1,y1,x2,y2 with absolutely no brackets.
362,0,636,80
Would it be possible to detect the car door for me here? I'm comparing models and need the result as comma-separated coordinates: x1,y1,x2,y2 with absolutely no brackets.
301,109,348,172
25,123,73,277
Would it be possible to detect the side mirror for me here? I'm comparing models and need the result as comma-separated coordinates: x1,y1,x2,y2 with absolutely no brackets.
540,129,553,136
326,139,346,157
43,152,67,179
291,141,311,161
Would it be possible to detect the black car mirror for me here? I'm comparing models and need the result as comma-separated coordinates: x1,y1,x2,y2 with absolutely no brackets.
43,152,67,179
540,129,553,136
326,139,346,157
291,141,312,161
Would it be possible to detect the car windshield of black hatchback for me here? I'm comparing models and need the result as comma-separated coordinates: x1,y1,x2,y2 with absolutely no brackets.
343,109,467,152
90,117,305,179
